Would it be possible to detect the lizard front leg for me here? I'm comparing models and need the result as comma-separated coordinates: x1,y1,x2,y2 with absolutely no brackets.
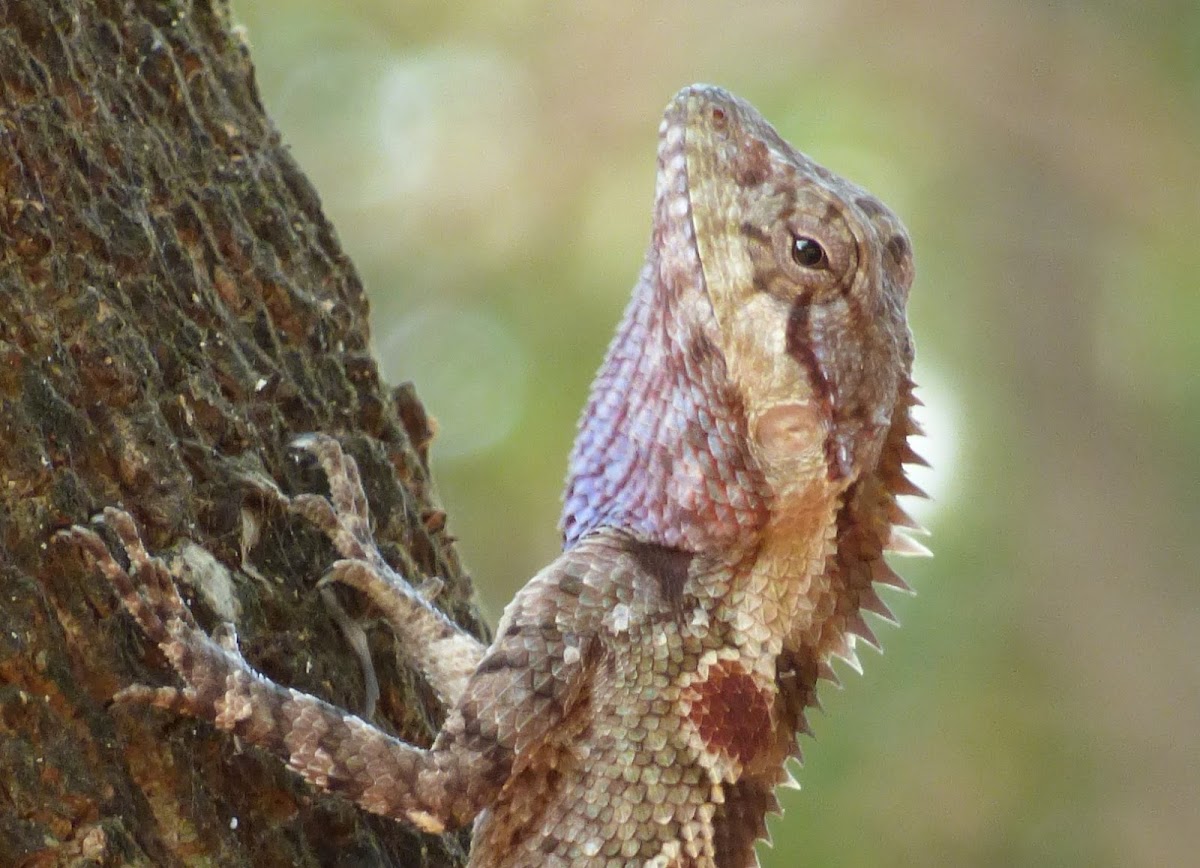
287,433,484,707
58,508,499,833
59,474,595,850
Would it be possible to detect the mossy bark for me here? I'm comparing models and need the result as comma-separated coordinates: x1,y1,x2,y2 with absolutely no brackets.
0,2,482,865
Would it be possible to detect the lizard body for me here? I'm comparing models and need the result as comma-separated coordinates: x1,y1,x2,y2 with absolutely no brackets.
60,85,923,867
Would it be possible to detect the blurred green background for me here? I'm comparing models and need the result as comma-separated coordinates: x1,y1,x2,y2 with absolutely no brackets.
233,1,1199,865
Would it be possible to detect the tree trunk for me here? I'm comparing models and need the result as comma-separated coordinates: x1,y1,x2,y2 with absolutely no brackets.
0,2,484,865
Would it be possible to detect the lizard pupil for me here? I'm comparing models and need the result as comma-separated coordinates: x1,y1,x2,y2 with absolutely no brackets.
791,236,827,269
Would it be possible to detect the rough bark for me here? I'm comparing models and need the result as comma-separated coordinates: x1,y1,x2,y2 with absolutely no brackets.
0,2,484,865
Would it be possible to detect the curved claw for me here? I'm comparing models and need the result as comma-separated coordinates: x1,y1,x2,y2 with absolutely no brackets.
288,434,369,524
289,492,343,536
55,513,194,641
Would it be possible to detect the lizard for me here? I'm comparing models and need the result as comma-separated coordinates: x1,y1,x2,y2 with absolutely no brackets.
57,84,924,867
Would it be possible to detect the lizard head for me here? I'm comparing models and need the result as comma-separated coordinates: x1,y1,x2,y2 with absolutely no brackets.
562,85,917,552
671,84,916,498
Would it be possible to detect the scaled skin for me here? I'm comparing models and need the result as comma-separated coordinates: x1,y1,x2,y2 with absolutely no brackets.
61,85,924,868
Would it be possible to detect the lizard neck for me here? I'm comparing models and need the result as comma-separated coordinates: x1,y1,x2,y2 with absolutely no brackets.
725,488,843,658
561,245,772,554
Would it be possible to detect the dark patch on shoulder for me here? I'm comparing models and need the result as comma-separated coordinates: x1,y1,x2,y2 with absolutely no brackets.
734,138,771,186
625,539,694,607
855,195,886,218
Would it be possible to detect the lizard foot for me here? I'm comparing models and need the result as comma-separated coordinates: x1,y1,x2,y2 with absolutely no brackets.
56,509,261,722
286,434,484,707
286,434,426,607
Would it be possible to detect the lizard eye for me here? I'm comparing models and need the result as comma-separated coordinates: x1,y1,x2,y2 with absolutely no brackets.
790,236,828,269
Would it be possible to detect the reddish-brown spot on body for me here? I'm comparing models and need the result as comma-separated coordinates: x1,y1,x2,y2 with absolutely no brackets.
687,659,772,765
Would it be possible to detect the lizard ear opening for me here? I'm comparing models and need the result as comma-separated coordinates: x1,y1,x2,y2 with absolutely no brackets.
753,401,829,466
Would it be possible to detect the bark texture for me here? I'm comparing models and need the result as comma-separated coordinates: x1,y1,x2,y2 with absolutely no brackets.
0,2,483,865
